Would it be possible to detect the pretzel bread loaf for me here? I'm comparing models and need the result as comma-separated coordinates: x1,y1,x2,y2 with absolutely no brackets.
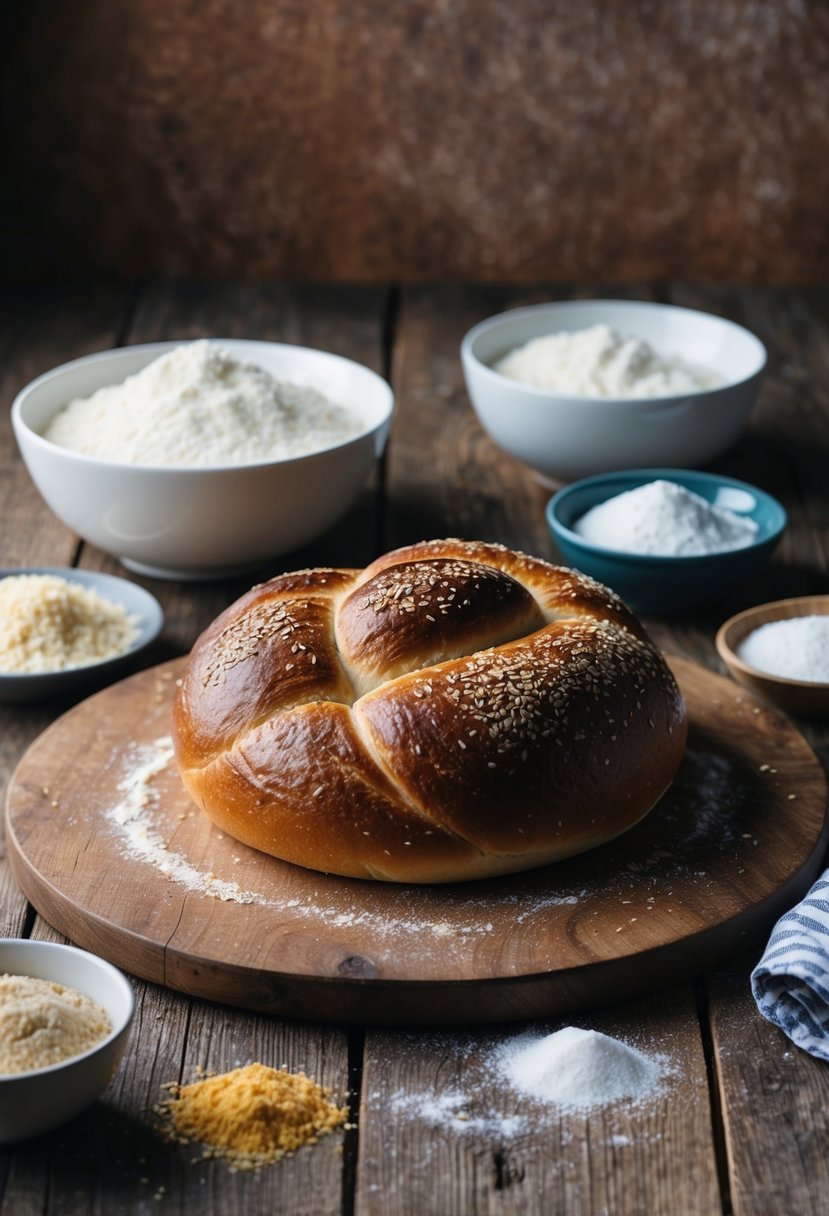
172,539,687,882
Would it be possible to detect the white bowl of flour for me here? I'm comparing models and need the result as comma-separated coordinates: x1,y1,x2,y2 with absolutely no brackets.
12,339,394,579
461,299,766,484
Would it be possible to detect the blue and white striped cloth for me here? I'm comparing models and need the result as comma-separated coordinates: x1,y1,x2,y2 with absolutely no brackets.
751,870,829,1060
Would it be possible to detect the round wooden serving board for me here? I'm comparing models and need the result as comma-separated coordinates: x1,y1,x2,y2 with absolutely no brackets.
6,656,828,1025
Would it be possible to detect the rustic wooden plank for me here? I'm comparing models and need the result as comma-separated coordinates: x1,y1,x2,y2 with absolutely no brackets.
386,283,561,557
0,700,56,939
0,282,133,564
0,282,362,1215
0,921,351,1216
0,284,133,939
357,987,722,1216
708,959,829,1216
128,280,389,366
667,290,829,1216
671,284,829,573
349,283,726,1214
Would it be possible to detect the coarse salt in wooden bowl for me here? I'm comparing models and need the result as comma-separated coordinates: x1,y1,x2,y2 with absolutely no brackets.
716,595,829,715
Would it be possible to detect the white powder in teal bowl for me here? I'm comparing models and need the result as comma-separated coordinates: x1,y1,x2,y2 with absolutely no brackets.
574,479,758,556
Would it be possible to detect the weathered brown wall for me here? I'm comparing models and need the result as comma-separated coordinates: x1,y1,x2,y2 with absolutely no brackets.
2,0,828,283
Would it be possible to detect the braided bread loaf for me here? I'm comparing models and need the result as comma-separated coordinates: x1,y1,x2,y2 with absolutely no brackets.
172,539,687,883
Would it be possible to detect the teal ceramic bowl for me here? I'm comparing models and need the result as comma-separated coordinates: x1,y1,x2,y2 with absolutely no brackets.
546,469,787,615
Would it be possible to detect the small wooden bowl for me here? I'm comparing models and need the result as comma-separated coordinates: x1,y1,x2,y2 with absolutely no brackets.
716,595,829,715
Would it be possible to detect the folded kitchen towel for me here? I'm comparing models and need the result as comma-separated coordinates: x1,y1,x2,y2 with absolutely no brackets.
751,870,829,1060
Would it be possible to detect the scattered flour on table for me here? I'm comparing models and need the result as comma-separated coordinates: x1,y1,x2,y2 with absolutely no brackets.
382,1027,671,1142
42,339,363,467
573,478,758,556
104,738,748,931
104,731,753,945
494,323,721,398
737,615,829,683
387,1086,528,1138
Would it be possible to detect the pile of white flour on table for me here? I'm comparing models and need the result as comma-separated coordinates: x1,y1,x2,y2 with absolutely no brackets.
493,1025,666,1109
387,1025,670,1140
42,340,363,466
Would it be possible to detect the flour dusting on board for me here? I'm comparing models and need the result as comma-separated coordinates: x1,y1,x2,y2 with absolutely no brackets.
106,738,264,905
103,732,760,939
104,741,586,931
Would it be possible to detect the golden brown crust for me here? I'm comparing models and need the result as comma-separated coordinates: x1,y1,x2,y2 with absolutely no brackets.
173,539,688,882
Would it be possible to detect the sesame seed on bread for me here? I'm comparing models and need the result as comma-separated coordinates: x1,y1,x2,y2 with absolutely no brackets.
172,538,687,883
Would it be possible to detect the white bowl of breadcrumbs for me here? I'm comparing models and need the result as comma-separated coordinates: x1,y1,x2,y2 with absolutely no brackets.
0,939,134,1143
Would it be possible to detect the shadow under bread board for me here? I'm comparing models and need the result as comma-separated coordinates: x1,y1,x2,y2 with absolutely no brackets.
5,656,827,1026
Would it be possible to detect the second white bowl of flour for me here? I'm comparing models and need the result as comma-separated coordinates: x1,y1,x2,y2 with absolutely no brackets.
461,299,767,484
12,340,394,579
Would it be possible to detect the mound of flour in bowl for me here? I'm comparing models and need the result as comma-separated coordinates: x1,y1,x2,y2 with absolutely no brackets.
42,340,363,467
495,323,721,398
574,479,759,556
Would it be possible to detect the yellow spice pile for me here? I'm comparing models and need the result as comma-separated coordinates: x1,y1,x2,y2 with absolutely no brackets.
0,573,137,673
158,1062,348,1170
0,974,112,1074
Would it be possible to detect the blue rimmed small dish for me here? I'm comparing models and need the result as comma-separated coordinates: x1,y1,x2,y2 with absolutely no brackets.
546,468,787,615
0,567,164,702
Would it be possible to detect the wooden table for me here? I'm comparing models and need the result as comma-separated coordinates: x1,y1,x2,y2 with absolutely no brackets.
1,281,828,1215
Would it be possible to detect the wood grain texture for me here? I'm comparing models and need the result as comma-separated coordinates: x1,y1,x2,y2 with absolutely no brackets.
357,987,721,1216
0,923,351,1216
708,960,829,1216
3,3,828,284
0,281,372,1215
3,280,829,1213
387,284,554,556
0,283,130,564
6,654,827,1023
0,283,133,937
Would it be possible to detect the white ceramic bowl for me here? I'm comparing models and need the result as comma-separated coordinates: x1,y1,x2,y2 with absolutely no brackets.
0,939,134,1143
12,340,395,579
460,299,767,484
